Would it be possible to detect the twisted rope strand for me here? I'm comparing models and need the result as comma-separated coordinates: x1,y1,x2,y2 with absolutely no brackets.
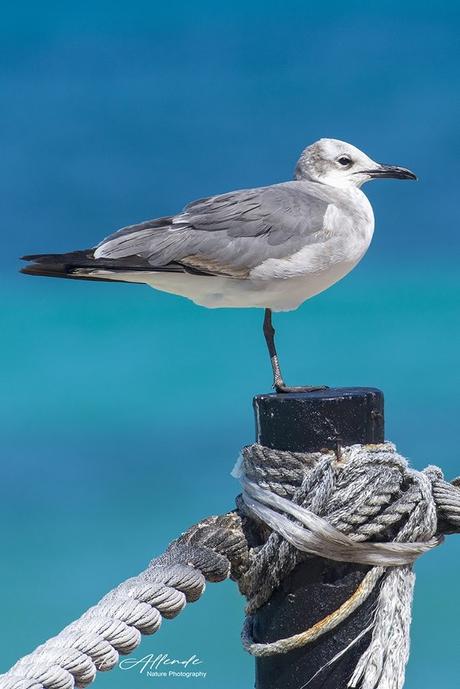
0,513,248,689
242,567,384,656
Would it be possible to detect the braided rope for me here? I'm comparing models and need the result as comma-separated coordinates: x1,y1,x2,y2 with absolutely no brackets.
0,513,248,689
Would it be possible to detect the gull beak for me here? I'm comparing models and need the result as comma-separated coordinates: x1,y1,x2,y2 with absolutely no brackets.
361,164,417,181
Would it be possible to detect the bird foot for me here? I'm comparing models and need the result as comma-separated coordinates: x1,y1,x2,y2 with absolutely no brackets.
274,383,329,394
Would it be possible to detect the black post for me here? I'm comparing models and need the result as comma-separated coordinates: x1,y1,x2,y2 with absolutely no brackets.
252,387,384,689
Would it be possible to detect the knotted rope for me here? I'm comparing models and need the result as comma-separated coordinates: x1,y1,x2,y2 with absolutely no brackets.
234,442,460,689
1,443,459,689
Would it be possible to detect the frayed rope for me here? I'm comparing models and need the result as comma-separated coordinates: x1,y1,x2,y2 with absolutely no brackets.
234,442,460,689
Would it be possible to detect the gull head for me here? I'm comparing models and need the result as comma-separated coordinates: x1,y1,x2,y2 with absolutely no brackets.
295,138,417,189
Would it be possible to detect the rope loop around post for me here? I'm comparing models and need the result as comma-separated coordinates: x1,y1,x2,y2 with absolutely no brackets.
234,442,460,689
2,443,460,689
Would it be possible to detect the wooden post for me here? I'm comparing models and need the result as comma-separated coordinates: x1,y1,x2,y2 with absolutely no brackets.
252,387,384,689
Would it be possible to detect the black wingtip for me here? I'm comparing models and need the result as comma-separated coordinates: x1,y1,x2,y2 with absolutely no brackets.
20,262,70,278
20,250,95,262
20,265,36,275
19,260,137,283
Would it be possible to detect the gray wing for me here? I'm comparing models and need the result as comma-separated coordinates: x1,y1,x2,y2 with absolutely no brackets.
94,182,331,277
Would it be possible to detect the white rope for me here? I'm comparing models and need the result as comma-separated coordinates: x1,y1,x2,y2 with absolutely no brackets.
235,442,460,689
0,516,246,689
2,444,459,689
0,561,206,689
239,478,441,566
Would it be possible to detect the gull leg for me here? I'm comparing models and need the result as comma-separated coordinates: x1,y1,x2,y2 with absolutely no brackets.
263,308,286,390
262,308,328,394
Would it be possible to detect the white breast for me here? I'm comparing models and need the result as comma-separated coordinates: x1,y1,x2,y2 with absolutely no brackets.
249,188,374,281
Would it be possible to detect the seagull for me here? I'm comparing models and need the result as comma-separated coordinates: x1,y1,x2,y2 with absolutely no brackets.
21,138,416,392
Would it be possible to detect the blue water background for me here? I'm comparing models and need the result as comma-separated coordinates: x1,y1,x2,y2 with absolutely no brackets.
1,2,459,687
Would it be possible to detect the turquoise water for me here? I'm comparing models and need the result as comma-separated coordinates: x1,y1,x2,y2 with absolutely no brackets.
1,2,460,688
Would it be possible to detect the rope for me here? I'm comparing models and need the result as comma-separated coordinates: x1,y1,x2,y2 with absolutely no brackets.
0,513,248,689
234,442,460,689
241,567,383,656
2,443,460,689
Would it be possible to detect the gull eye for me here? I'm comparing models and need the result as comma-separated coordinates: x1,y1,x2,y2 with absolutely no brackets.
337,155,352,167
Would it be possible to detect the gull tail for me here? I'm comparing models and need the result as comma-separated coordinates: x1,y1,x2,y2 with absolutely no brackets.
21,248,211,283
21,249,138,282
